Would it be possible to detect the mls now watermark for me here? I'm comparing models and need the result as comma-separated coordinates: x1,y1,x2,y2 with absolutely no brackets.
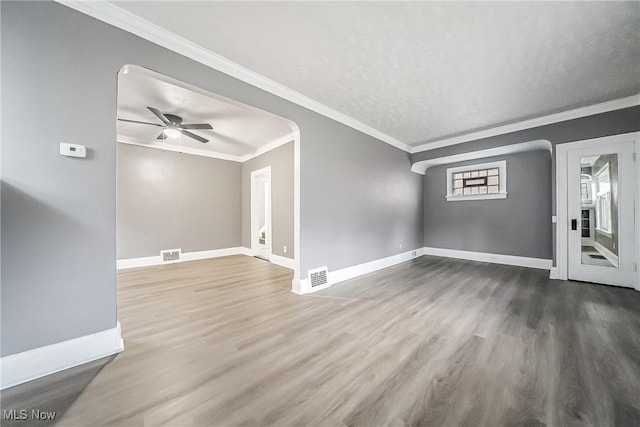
3,409,56,421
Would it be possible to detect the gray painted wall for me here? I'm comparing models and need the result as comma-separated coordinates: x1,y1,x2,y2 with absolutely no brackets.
301,125,423,272
412,107,640,264
2,2,118,355
1,2,422,356
116,144,242,259
241,142,294,259
423,151,552,259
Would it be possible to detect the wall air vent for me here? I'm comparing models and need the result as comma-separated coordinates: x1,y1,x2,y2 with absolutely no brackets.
308,267,329,288
161,248,181,262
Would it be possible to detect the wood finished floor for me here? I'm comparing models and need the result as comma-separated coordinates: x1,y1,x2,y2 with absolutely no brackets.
2,255,640,427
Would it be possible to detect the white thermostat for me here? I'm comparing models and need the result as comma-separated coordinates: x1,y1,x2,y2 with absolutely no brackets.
60,143,87,158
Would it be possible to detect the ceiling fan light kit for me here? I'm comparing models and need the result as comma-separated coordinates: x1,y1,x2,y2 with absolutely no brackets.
163,128,181,138
118,106,213,143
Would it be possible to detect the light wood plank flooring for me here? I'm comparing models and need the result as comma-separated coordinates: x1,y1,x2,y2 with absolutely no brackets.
2,255,640,426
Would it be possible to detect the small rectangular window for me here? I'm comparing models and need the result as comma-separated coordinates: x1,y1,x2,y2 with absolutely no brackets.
446,160,507,201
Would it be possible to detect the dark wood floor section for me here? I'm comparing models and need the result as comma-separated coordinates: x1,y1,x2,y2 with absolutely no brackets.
2,255,640,426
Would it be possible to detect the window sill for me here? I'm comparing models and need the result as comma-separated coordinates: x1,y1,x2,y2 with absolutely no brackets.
595,228,613,238
446,193,508,202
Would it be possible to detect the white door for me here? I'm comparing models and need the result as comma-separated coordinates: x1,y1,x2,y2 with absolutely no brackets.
567,140,636,287
251,167,272,260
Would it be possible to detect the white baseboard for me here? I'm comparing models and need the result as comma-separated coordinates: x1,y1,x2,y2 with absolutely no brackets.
300,248,425,294
291,278,303,294
296,247,551,295
549,267,558,279
594,241,619,267
270,254,295,270
0,322,124,390
237,247,253,257
117,247,251,269
422,247,552,270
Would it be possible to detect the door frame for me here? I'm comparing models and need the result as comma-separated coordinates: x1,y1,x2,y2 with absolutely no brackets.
555,131,639,290
251,166,272,260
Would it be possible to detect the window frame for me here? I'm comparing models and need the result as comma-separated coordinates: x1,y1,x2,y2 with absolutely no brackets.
580,174,594,205
446,160,507,201
594,162,612,236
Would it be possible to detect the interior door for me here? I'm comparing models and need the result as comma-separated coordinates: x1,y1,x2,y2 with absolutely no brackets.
567,140,636,287
251,170,272,261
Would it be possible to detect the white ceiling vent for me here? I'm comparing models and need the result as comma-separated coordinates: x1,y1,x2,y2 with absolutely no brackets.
308,267,329,288
161,248,181,262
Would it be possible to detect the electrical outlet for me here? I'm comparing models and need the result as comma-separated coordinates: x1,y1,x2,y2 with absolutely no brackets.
283,245,287,254
400,243,403,249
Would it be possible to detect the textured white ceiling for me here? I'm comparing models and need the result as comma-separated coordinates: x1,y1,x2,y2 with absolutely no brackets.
112,1,640,146
117,66,292,158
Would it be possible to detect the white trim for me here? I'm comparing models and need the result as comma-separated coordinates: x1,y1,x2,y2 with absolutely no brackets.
595,228,613,239
240,135,294,162
53,4,640,154
118,133,294,164
118,138,244,162
238,247,253,257
412,95,640,153
0,322,124,390
117,247,249,269
291,125,302,294
422,247,552,270
556,132,640,282
594,241,619,267
556,143,569,280
297,247,551,295
636,139,640,291
59,1,410,153
59,2,639,159
299,248,425,294
250,165,272,177
270,254,295,270
549,267,558,280
250,166,272,261
446,160,507,201
446,193,507,202
412,140,551,175
290,283,304,295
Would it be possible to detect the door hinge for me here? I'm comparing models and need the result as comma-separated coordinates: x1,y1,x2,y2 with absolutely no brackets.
633,152,637,162
635,262,638,273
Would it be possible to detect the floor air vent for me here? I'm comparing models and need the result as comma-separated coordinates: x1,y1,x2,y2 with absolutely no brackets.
308,267,329,288
161,249,181,262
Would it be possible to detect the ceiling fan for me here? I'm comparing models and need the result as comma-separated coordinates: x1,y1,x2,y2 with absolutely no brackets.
118,106,213,143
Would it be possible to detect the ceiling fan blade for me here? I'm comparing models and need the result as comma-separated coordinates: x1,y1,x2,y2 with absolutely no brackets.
147,106,171,125
118,118,164,127
179,123,213,130
180,130,208,143
156,131,167,140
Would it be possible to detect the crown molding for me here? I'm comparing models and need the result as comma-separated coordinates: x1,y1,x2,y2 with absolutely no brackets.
57,1,639,156
117,133,294,163
117,136,244,162
240,134,294,162
57,0,412,153
411,139,551,175
412,95,640,153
